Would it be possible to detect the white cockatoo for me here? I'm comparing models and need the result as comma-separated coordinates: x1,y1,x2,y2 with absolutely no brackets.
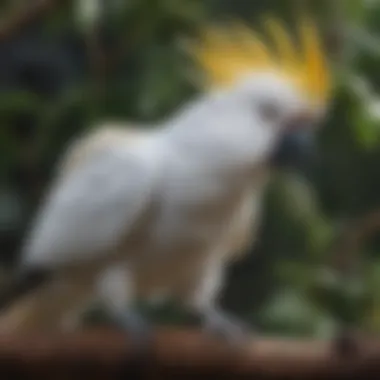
0,15,331,344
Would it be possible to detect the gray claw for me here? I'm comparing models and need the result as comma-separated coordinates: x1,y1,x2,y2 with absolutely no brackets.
115,311,153,353
202,309,252,345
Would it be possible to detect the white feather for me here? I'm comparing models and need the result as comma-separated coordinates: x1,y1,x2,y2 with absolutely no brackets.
22,137,162,268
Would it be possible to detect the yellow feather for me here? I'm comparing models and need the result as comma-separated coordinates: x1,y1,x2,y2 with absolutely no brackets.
298,17,330,102
185,13,331,107
228,20,273,67
264,16,298,71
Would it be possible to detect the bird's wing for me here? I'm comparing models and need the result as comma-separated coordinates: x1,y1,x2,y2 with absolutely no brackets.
21,140,160,269
58,123,149,178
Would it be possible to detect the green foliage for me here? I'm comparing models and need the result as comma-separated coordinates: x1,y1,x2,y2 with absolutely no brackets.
1,0,380,337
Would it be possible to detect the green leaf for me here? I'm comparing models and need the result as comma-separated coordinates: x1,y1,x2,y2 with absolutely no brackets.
344,0,368,25
352,105,380,150
259,287,327,337
137,48,187,118
275,261,314,288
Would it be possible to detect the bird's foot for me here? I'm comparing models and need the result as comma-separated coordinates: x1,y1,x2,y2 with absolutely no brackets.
114,311,153,355
202,308,253,346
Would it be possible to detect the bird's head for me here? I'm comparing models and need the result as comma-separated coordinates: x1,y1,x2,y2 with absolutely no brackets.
185,15,332,171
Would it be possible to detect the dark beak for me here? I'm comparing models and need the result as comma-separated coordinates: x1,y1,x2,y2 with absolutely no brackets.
270,121,318,171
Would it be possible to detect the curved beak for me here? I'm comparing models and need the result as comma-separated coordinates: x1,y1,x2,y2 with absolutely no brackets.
270,114,318,171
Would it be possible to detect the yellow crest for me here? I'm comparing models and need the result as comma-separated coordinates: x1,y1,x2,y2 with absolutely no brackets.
187,15,331,108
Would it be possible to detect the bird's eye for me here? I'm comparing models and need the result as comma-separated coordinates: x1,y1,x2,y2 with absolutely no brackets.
258,102,281,124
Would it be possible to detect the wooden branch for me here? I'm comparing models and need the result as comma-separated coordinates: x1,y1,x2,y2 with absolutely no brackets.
0,328,379,379
0,0,66,42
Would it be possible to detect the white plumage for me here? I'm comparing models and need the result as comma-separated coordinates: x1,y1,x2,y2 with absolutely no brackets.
0,72,325,340
23,142,159,267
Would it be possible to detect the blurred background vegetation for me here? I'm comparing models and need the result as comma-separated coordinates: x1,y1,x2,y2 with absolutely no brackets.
1,0,380,339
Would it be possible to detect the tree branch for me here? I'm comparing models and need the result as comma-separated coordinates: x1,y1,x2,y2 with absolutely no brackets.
0,0,66,42
0,328,379,379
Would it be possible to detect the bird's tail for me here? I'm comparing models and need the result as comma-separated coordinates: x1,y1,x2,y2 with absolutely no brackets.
0,271,93,334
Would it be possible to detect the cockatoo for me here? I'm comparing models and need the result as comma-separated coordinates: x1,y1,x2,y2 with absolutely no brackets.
0,15,331,344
